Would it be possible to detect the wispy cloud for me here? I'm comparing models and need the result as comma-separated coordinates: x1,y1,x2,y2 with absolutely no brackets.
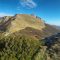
0,13,13,17
20,0,37,9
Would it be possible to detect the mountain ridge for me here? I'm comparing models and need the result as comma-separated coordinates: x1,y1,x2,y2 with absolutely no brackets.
0,14,45,35
0,14,60,60
0,14,60,38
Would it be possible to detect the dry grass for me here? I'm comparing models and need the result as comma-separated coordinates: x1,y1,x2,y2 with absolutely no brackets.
7,14,45,34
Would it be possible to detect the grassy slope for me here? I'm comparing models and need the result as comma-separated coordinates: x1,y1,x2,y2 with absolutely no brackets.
0,34,44,60
0,30,60,60
0,14,60,38
0,14,60,60
6,14,45,34
13,24,60,39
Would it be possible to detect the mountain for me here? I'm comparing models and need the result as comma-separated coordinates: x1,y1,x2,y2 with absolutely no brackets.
0,14,60,60
0,27,60,60
52,25,60,30
0,14,60,38
0,14,45,35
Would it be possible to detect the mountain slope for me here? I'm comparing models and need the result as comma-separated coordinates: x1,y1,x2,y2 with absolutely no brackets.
10,24,60,39
0,30,60,60
0,14,60,60
5,14,45,34
0,14,60,39
0,14,45,36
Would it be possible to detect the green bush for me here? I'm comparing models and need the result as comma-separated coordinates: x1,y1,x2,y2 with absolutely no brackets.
0,35,45,60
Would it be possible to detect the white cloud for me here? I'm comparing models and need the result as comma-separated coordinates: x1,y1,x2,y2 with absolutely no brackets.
20,0,37,9
0,13,13,17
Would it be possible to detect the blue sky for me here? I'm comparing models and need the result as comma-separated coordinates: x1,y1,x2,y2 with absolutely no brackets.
0,0,60,26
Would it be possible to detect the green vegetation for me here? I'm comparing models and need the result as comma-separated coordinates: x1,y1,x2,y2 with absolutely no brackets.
0,35,47,60
0,34,60,60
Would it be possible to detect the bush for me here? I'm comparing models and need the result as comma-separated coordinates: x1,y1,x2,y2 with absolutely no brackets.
0,35,44,60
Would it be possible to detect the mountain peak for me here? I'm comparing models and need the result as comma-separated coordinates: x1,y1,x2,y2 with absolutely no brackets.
7,14,45,33
0,14,45,35
0,14,59,38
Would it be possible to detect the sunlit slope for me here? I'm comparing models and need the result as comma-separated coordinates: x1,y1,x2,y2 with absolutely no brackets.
0,14,60,37
11,24,60,39
7,14,45,34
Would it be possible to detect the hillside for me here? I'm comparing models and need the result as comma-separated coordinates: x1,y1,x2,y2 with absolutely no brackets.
0,14,60,60
0,14,59,38
5,14,45,34
0,31,60,60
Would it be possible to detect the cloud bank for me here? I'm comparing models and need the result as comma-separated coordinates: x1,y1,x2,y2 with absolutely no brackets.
20,0,37,9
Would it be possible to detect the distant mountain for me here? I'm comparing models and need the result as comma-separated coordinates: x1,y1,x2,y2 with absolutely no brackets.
52,25,60,30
